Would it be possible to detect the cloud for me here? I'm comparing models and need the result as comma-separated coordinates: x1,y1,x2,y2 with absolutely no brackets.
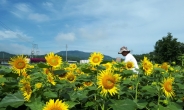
0,30,32,43
55,32,76,43
0,43,31,54
1,0,184,58
78,27,108,40
15,3,31,13
28,13,49,22
11,3,50,22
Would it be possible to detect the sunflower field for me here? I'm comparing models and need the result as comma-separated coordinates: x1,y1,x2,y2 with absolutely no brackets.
0,52,184,110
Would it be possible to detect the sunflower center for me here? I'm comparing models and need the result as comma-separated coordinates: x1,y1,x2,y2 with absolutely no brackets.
24,84,32,94
164,82,172,92
16,61,26,69
92,57,100,63
48,75,54,82
85,81,92,86
49,58,58,66
103,77,115,89
67,75,74,81
127,63,133,68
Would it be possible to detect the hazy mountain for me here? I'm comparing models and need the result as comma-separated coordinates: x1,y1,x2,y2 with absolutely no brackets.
0,51,15,59
0,50,115,62
56,50,114,61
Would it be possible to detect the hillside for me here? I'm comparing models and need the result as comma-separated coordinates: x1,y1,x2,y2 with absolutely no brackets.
0,50,114,62
0,51,16,59
56,50,114,61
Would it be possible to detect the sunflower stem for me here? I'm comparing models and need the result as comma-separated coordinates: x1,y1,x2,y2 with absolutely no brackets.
100,103,105,110
157,94,160,110
134,73,139,101
156,85,160,110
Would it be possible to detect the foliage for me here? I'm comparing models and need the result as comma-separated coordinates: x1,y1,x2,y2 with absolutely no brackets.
0,53,184,110
153,32,183,64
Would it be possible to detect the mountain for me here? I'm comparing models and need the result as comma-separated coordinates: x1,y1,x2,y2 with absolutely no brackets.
0,50,115,62
56,50,114,61
0,51,15,59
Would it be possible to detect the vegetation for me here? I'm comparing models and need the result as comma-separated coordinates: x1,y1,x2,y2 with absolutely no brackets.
0,52,184,110
153,32,184,64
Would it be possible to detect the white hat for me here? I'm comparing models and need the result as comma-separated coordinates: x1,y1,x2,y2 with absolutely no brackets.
118,46,130,54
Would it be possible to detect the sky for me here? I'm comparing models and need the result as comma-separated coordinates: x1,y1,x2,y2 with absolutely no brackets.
0,0,184,58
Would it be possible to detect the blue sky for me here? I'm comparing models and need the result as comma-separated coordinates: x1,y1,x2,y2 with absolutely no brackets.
0,0,184,58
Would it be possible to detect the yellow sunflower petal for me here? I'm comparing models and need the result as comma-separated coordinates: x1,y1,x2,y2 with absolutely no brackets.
45,52,62,68
43,99,69,110
97,70,121,97
161,77,175,98
89,52,104,66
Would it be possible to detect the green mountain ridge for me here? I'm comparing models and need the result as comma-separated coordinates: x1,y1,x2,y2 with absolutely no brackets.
0,51,115,61
56,50,114,61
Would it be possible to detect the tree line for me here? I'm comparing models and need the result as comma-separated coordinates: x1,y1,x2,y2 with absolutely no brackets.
134,32,184,66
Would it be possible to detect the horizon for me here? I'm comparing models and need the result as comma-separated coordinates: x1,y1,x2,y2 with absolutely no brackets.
0,49,149,59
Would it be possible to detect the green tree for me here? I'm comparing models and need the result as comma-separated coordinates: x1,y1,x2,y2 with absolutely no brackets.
153,32,182,64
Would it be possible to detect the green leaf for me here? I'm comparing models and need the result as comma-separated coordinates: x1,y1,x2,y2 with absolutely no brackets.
43,91,57,98
0,91,25,108
0,66,12,75
166,102,183,110
37,62,50,68
0,76,6,84
69,91,88,101
85,101,95,107
141,85,157,94
109,99,137,110
0,108,6,110
53,69,67,75
176,83,184,89
136,101,148,109
122,79,132,84
25,97,44,110
66,101,80,109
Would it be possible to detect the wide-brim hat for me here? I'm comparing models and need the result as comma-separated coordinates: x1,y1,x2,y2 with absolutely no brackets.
118,46,130,54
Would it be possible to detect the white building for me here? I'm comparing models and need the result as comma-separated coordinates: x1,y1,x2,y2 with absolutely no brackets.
80,60,89,64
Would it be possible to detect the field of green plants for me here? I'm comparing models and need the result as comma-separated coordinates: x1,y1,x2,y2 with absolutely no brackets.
0,52,184,110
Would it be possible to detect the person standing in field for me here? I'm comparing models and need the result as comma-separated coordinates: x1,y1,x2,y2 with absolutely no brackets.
118,46,139,73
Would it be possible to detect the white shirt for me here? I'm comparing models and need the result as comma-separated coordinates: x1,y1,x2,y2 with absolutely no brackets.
124,53,139,73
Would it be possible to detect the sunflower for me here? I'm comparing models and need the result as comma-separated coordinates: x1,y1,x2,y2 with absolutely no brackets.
19,77,32,101
43,99,69,110
102,62,112,70
9,55,29,75
97,70,121,97
47,73,56,85
161,62,170,72
161,77,175,98
22,72,28,77
89,52,104,66
0,75,5,86
141,57,153,76
58,72,67,80
125,61,134,70
83,81,93,87
75,68,84,75
43,68,50,74
69,63,77,70
66,71,76,83
129,74,138,80
35,83,42,89
45,52,62,68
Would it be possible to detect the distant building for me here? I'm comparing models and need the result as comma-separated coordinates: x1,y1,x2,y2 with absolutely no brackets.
116,57,121,62
68,60,77,63
80,60,89,64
